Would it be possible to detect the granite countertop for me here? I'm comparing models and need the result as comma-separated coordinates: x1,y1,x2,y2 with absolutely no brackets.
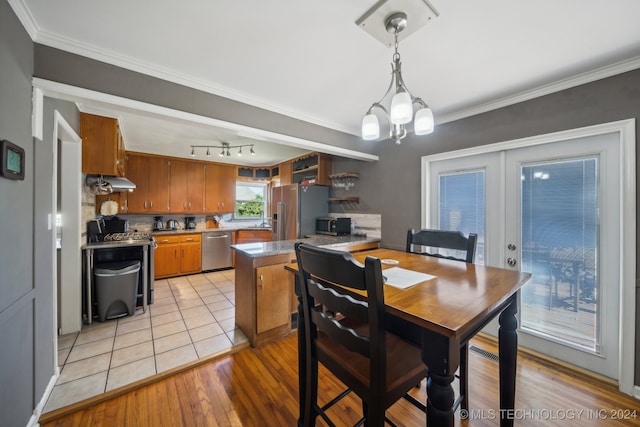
231,234,379,258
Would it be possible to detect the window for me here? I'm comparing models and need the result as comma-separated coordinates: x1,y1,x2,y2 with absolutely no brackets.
235,182,267,218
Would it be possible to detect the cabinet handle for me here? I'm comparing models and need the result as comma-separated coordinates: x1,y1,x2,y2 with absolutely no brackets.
183,202,186,209
189,202,191,209
160,239,169,243
150,200,153,209
186,238,194,242
144,201,147,209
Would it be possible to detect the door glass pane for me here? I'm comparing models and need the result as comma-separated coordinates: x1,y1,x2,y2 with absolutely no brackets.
520,158,599,352
439,171,485,265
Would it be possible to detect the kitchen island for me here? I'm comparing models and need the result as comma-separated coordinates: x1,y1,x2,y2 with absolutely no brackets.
232,235,380,347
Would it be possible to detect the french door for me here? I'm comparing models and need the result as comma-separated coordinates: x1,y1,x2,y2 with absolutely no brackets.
424,121,635,386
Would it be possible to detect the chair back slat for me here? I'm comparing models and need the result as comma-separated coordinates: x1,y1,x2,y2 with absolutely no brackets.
295,241,386,371
406,228,478,263
311,309,370,356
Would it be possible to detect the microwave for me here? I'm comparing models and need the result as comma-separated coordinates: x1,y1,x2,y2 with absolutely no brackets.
316,217,351,236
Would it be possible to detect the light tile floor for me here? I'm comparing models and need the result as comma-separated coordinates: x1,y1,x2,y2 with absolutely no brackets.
44,269,247,413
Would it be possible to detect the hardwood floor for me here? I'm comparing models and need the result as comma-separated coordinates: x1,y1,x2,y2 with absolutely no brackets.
40,332,639,426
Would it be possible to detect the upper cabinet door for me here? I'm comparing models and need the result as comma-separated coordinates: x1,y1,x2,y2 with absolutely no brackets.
187,163,205,213
169,160,189,213
147,156,170,213
80,113,125,177
205,164,236,213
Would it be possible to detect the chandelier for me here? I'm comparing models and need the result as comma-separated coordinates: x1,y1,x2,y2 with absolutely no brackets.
361,12,434,144
190,142,256,157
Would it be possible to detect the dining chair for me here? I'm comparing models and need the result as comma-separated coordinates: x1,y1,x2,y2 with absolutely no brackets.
404,228,477,412
294,242,427,427
406,228,477,263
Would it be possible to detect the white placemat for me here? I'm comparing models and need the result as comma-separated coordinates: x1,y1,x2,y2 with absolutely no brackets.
383,267,436,289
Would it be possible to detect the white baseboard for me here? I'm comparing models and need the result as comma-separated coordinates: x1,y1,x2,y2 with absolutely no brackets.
29,368,60,426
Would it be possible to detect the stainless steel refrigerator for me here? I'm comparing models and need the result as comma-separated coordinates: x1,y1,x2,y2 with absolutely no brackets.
272,184,329,240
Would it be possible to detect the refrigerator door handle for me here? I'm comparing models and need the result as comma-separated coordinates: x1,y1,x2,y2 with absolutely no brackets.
277,201,285,241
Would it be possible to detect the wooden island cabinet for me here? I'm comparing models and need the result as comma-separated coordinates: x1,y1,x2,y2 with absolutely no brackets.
234,238,379,347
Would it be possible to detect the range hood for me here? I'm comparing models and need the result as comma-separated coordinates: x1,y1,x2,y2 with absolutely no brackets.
86,175,136,194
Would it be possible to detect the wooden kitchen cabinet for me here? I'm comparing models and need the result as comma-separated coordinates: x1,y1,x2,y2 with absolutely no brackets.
179,234,202,274
255,263,293,333
80,112,126,177
154,233,201,278
204,163,236,213
154,235,181,278
235,252,295,347
291,153,332,185
126,153,170,213
278,161,292,186
169,160,205,213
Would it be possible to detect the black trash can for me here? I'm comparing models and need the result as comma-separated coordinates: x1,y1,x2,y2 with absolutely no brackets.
94,260,140,322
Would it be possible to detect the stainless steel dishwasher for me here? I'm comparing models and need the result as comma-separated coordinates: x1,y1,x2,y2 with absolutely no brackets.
202,231,232,270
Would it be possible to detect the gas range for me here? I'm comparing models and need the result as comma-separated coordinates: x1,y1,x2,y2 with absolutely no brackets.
101,232,152,242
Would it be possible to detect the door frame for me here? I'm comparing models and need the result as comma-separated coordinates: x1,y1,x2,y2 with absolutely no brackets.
421,119,636,395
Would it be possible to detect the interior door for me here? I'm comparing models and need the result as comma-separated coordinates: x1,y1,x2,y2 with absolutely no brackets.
427,131,623,379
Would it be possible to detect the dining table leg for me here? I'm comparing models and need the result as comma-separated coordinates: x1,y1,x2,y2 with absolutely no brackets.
422,332,459,427
498,295,518,427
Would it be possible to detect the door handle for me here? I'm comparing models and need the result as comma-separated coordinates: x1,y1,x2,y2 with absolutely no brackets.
507,257,517,267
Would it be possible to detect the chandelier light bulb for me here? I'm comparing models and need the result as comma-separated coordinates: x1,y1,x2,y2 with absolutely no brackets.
250,146,256,155
362,114,380,140
190,147,195,157
206,147,211,156
414,107,434,135
238,147,243,156
219,148,225,156
390,91,412,125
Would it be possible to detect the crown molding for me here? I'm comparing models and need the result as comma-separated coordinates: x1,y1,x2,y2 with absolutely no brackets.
7,0,39,40
436,56,640,126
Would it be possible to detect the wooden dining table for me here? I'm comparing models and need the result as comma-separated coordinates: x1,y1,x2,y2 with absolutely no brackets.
286,248,531,427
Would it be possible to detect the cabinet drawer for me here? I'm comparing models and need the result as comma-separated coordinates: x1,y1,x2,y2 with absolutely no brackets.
180,234,201,243
155,235,181,245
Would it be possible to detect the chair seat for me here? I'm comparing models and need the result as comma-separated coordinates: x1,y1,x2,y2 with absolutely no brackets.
317,329,426,407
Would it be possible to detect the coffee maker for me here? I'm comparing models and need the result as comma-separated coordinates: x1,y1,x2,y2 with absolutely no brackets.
153,216,164,231
185,216,196,230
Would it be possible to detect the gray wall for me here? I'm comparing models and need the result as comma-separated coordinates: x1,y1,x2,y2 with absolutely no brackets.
0,0,37,425
332,68,640,385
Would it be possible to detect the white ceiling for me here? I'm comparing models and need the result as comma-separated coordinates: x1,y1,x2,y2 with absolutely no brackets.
13,0,640,165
